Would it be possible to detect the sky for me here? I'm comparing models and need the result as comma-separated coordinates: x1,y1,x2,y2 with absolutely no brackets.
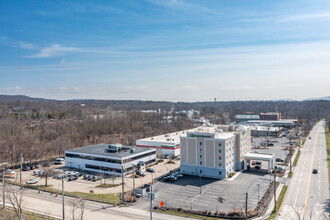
0,0,330,102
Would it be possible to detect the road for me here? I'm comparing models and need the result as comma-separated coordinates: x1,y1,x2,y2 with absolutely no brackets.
279,120,329,220
0,184,192,220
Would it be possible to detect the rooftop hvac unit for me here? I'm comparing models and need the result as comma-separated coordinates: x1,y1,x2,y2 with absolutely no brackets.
166,138,171,141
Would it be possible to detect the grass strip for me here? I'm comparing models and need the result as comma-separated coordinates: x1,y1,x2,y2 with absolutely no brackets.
302,138,306,146
155,209,225,220
288,172,293,178
265,185,288,220
293,150,301,166
0,207,59,220
9,182,120,204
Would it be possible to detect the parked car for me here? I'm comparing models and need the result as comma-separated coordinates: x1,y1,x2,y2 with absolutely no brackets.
163,176,174,182
29,165,35,170
267,143,274,146
275,158,284,162
91,176,101,182
251,161,256,165
33,170,42,175
68,176,78,181
146,168,155,173
164,154,170,159
34,165,40,169
5,169,15,175
136,170,146,177
255,165,261,169
312,169,318,174
87,175,95,181
26,178,39,184
22,166,30,171
83,174,90,180
169,175,177,181
54,158,64,165
255,161,262,166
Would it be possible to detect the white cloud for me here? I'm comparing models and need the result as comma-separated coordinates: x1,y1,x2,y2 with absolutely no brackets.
18,42,35,49
25,44,82,58
280,12,330,22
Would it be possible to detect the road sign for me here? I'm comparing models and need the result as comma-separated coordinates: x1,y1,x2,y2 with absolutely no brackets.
160,201,164,207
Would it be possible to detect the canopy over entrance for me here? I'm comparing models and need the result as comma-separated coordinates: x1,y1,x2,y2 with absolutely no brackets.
244,152,275,173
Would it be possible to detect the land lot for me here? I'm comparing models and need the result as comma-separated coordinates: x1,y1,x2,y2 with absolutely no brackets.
12,158,180,194
134,171,271,213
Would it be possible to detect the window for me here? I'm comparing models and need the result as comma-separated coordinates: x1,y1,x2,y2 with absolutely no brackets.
200,148,202,152
219,163,221,167
219,150,221,153
218,143,221,147
200,155,202,158
218,171,222,175
200,161,202,165
219,157,221,160
200,170,202,173
200,142,202,145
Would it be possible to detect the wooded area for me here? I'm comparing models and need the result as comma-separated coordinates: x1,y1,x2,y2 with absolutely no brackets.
0,95,329,166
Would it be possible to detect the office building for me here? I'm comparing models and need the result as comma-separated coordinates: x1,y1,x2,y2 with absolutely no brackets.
65,144,156,176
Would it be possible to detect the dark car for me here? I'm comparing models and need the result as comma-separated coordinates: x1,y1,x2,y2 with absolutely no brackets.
312,169,318,174
83,174,90,180
22,166,30,171
146,168,155,173
275,158,284,162
267,143,274,146
29,165,35,170
255,165,261,169
87,175,94,181
68,176,78,181
91,176,101,182
163,176,174,182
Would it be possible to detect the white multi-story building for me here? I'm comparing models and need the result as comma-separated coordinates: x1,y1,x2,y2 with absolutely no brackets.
180,126,252,179
65,144,156,176
136,128,198,157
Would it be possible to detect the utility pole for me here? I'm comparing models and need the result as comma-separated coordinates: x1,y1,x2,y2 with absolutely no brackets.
62,176,65,220
274,169,276,212
214,98,217,124
257,184,260,203
20,153,23,184
245,192,248,220
150,185,153,220
199,173,202,194
121,165,125,202
133,166,135,198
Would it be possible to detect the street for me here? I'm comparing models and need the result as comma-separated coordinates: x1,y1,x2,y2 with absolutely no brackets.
0,184,192,220
279,120,329,219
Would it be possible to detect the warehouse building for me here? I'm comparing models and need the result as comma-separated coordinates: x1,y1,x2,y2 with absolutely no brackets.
65,144,156,176
180,126,252,179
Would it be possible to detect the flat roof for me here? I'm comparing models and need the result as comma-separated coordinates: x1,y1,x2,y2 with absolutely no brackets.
137,127,199,144
244,152,275,161
235,115,260,119
65,144,155,158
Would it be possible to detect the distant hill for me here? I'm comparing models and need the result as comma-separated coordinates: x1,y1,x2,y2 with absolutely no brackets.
304,96,330,101
0,95,50,102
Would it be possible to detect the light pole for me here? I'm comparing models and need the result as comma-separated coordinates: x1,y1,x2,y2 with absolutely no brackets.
62,176,65,220
1,163,7,208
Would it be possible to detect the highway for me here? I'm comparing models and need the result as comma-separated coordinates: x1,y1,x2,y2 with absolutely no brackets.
279,120,329,220
0,184,192,220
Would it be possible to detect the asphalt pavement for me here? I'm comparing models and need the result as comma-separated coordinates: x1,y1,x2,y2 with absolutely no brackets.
278,120,329,220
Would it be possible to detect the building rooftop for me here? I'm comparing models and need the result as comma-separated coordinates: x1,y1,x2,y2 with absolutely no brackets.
137,128,199,144
65,144,155,158
244,152,275,161
235,115,260,120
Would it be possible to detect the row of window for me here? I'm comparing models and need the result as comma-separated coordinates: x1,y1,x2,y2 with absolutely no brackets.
199,142,222,147
65,151,156,164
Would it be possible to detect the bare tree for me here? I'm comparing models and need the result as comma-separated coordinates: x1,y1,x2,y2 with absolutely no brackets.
6,186,24,220
78,198,86,220
71,197,79,220
41,163,54,186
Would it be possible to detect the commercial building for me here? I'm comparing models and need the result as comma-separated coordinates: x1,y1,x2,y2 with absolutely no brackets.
234,114,260,122
65,144,156,176
136,128,198,157
251,126,283,137
242,119,297,128
259,112,281,121
180,126,252,179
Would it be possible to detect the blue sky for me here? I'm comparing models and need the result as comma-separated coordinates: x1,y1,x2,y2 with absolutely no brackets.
0,0,330,101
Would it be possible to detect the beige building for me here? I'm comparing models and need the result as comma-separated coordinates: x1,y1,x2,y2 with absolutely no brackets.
180,126,251,179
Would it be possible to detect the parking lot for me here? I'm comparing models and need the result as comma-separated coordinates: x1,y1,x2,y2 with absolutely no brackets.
12,158,180,194
135,171,271,212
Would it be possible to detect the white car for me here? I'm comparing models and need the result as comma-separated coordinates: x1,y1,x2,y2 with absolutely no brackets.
33,170,42,175
5,169,15,175
26,178,39,184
